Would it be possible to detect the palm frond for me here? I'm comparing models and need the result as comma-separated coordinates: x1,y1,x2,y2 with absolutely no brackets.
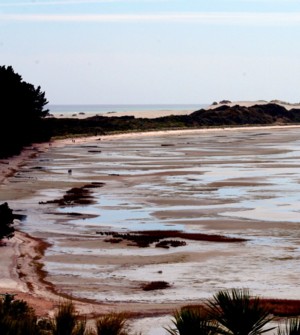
165,306,219,335
207,288,274,335
278,318,300,335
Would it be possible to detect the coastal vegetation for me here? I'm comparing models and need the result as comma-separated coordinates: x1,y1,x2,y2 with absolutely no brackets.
2,65,300,159
0,66,50,158
206,288,274,335
166,306,219,335
47,103,300,140
1,290,300,335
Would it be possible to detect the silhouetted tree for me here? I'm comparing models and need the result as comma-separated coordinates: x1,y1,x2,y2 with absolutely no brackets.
0,65,50,158
0,202,15,241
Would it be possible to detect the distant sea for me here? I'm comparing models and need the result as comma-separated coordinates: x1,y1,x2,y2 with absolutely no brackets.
48,104,208,116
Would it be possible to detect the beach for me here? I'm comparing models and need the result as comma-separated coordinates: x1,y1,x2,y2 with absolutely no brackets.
1,115,300,333
50,108,199,120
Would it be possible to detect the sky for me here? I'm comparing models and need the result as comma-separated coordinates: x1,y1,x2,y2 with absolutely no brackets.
1,0,300,105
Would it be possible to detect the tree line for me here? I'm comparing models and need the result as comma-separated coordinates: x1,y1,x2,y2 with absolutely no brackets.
2,64,300,159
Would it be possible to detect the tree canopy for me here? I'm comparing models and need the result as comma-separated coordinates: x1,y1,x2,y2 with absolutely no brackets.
0,65,50,158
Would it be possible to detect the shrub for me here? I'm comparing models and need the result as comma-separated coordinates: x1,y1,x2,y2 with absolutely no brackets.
165,306,218,335
95,312,128,335
207,288,274,335
52,300,87,335
0,295,40,335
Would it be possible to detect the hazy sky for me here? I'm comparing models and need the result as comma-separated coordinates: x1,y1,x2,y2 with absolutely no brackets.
1,0,300,105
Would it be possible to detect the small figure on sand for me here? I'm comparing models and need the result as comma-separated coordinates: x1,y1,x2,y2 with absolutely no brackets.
68,169,72,175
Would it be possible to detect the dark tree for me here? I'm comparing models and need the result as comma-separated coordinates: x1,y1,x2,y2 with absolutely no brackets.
0,65,51,158
0,202,15,241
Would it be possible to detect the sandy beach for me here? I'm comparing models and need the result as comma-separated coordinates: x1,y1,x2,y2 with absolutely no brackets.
1,108,300,333
50,108,197,119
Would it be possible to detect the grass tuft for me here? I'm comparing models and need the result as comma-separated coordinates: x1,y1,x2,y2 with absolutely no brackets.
96,312,128,335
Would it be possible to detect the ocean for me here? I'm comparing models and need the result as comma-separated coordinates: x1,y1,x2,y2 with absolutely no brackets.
48,104,208,116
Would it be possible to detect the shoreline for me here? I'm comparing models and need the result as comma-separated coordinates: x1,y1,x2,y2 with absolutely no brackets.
3,122,300,183
2,122,300,319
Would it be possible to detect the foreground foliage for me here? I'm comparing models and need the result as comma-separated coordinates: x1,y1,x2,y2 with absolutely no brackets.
207,288,274,335
96,312,128,335
0,290,300,335
0,294,40,335
166,306,218,335
278,318,300,335
51,301,86,335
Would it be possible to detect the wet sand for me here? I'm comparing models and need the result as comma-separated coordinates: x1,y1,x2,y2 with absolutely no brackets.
1,125,300,333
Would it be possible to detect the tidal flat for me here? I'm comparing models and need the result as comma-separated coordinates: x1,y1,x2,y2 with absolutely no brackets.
2,127,300,308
